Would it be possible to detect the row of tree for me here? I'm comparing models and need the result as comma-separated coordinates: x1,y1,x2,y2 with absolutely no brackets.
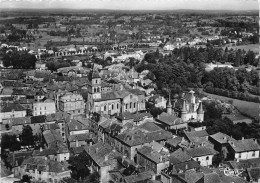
2,50,37,69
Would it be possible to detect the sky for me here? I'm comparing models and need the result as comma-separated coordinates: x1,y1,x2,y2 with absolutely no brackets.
0,0,259,10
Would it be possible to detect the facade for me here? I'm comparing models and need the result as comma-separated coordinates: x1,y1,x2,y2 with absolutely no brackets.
0,102,26,123
58,92,85,116
228,138,260,160
87,69,146,116
186,146,217,166
15,157,71,183
33,99,56,116
179,91,204,122
83,142,122,183
137,144,170,176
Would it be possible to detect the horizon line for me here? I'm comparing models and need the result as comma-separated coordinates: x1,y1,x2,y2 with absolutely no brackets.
0,8,258,12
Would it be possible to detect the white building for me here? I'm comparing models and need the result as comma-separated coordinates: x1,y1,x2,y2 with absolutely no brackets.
33,99,56,116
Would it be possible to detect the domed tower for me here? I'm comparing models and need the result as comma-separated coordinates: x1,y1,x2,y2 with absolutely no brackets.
166,93,172,115
197,100,204,122
181,99,188,122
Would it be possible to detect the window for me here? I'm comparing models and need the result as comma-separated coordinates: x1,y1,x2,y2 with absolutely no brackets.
64,157,67,160
112,104,114,110
117,104,119,109
39,171,41,174
94,88,96,92
252,151,255,157
104,105,106,111
45,107,46,110
238,153,241,158
126,104,128,109
134,103,136,108
96,80,98,84
130,95,132,99
206,156,209,160
130,102,132,108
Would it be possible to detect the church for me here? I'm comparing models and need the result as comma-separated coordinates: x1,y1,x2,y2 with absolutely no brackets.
87,69,146,116
156,90,204,131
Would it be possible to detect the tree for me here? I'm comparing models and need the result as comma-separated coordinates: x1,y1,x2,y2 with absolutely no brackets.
68,153,91,180
21,175,31,182
20,125,35,147
1,134,21,152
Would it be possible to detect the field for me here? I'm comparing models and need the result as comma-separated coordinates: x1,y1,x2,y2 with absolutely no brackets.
204,92,260,119
226,44,259,53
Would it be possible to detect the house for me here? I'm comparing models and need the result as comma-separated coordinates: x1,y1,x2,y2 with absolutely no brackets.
15,157,70,182
161,160,201,183
156,112,186,131
113,122,172,161
137,142,170,176
116,112,153,126
58,92,85,117
33,99,56,116
0,102,26,123
8,117,31,134
186,146,217,166
208,132,235,160
83,142,122,183
147,95,167,109
228,138,260,160
247,167,260,183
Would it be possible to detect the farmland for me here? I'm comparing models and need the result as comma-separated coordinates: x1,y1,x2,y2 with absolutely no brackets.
204,92,260,119
226,44,259,53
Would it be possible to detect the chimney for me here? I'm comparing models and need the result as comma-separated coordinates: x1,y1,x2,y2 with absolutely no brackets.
40,147,43,152
185,164,188,170
95,148,99,153
242,137,244,140
160,156,163,162
105,155,109,161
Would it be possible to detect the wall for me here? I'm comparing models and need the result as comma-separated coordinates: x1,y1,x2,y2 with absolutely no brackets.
235,150,260,160
33,102,56,116
0,110,26,123
192,155,214,167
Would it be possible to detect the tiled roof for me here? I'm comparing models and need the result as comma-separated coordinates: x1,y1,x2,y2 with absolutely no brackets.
84,142,122,167
117,112,153,122
22,157,69,173
210,132,235,144
184,170,204,183
164,160,201,175
166,136,183,147
31,115,46,124
204,172,222,183
43,130,63,145
247,167,260,181
67,119,89,132
184,130,209,142
115,128,172,147
138,122,162,132
229,139,260,152
124,170,155,183
1,102,25,112
186,147,217,157
9,117,31,126
137,145,169,164
45,112,70,122
157,112,183,126
169,148,192,165
68,133,93,142
33,143,69,156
